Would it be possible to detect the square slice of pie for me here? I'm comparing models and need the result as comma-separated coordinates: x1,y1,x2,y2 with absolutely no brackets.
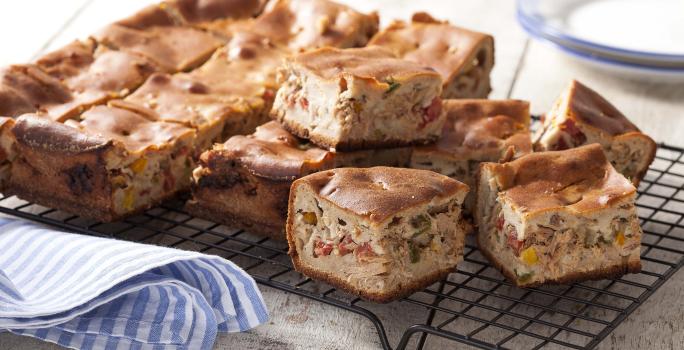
35,39,161,120
186,121,410,239
287,167,469,302
369,12,494,99
411,99,531,215
272,46,446,151
475,144,642,287
94,10,223,72
533,80,656,185
243,0,379,51
8,107,195,221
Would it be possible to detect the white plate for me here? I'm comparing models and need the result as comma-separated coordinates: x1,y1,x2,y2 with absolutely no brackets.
517,0,684,68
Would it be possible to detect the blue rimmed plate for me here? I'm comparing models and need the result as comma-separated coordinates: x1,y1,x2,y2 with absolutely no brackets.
517,0,684,69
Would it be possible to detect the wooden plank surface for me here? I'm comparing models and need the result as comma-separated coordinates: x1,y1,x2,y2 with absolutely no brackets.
0,0,683,349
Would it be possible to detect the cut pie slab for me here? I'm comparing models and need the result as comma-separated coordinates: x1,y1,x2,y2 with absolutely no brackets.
369,12,494,99
475,144,642,287
7,107,195,222
272,46,446,151
35,39,161,121
534,80,656,185
0,64,73,119
186,121,410,239
287,167,469,302
94,5,223,72
113,73,239,153
246,0,379,51
411,99,531,216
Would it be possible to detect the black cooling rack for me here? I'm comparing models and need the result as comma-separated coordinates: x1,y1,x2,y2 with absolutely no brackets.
1,143,683,350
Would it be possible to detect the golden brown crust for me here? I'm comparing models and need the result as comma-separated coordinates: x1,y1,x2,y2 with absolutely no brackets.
114,3,180,30
168,0,266,24
95,23,222,72
189,30,287,98
565,80,640,136
12,114,110,154
75,105,195,153
293,167,468,224
368,13,494,87
220,121,333,180
190,149,295,236
276,116,440,152
249,0,379,50
35,41,161,121
476,232,641,287
289,250,455,303
415,99,531,159
290,46,441,84
482,144,636,215
0,65,73,118
119,73,236,128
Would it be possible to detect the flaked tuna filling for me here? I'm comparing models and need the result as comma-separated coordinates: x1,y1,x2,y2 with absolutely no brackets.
442,48,491,99
483,199,641,285
273,66,444,149
110,141,194,215
292,187,465,294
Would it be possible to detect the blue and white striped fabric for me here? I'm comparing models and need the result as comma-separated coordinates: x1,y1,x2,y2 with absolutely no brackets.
0,218,269,349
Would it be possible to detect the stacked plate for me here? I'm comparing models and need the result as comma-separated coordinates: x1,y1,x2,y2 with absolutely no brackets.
517,0,684,80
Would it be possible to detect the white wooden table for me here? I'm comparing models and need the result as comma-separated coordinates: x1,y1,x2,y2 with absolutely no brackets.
1,0,683,349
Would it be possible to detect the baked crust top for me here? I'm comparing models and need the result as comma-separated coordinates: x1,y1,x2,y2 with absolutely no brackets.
74,106,194,153
416,99,531,158
369,12,493,82
95,23,222,72
37,40,160,98
119,73,238,128
290,46,442,84
484,143,636,215
214,121,331,180
563,80,640,136
297,166,468,223
0,65,72,117
169,0,266,24
249,0,379,50
189,30,287,97
12,114,110,154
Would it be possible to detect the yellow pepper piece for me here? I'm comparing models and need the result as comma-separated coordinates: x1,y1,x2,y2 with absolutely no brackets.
616,232,625,246
123,188,135,211
130,158,147,174
302,212,317,225
521,247,538,265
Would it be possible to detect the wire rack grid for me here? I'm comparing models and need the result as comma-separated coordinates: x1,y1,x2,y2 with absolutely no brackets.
1,143,683,350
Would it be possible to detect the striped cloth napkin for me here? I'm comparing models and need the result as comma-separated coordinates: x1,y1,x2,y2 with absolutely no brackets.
0,218,269,350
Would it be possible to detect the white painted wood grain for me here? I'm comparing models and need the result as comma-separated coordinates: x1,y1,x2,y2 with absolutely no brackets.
0,0,91,66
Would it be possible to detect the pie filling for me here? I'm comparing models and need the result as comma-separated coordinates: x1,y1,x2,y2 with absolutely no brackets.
292,187,465,293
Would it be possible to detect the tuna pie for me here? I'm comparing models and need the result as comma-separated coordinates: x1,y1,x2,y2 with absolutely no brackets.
475,144,642,287
369,12,494,99
272,46,446,151
411,99,531,216
7,107,195,222
534,80,656,185
187,121,410,239
287,167,469,302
